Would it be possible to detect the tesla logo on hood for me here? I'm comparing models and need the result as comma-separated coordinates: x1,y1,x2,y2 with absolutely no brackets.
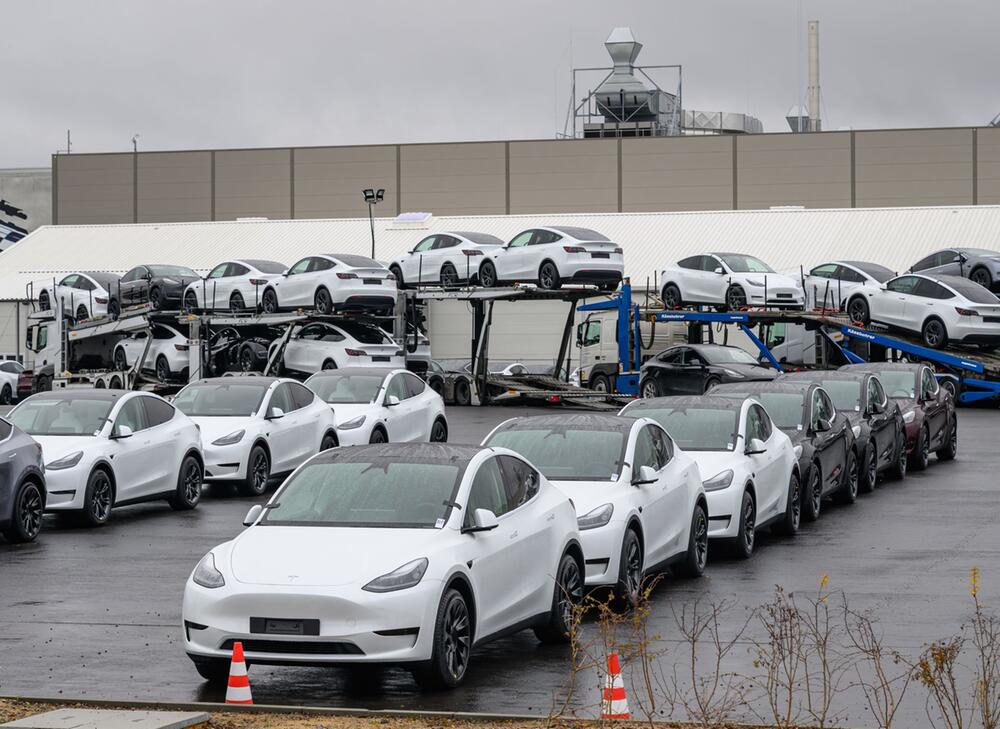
287,574,299,581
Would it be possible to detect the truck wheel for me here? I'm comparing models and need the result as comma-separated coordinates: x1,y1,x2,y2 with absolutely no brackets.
589,373,611,393
36,374,51,393
454,379,472,406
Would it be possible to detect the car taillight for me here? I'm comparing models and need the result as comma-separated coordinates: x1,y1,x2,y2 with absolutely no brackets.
344,348,366,356
955,307,979,316
95,297,108,304
613,247,623,254
563,246,585,253
248,278,267,285
337,272,358,280
462,249,484,256
175,344,189,351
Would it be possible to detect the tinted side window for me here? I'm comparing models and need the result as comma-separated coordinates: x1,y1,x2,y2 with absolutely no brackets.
230,263,250,276
290,383,315,410
635,425,670,470
0,419,11,440
810,263,838,278
498,455,540,510
887,276,920,294
413,236,437,253
837,266,867,283
914,279,953,300
152,325,178,340
921,367,939,399
289,258,311,275
436,236,461,250
121,268,139,283
702,256,722,272
298,324,325,340
269,384,295,414
868,377,886,409
403,372,425,398
657,348,684,365
508,231,534,248
677,256,701,270
115,398,149,433
465,458,509,524
318,326,346,343
141,396,176,427
748,404,772,441
311,258,334,272
386,374,409,402
911,254,938,272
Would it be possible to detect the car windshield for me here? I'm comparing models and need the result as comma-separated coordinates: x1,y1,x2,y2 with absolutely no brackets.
702,346,759,365
872,372,916,399
173,382,270,416
307,373,384,404
261,459,461,527
818,380,862,411
719,254,775,273
622,405,737,451
10,397,113,436
485,427,626,481
756,393,806,429
148,265,198,277
336,322,393,345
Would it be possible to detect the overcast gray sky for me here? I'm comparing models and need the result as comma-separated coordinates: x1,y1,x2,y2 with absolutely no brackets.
4,0,999,168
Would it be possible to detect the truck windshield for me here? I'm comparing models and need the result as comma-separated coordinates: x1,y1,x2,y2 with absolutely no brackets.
10,397,112,436
173,382,270,417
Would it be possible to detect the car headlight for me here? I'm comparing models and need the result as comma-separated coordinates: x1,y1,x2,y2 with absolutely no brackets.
793,444,803,459
338,415,367,430
852,424,862,438
902,408,916,424
703,469,734,492
363,557,428,593
721,368,745,378
46,451,83,470
162,277,180,285
577,503,614,531
211,429,245,446
746,278,766,287
192,552,225,589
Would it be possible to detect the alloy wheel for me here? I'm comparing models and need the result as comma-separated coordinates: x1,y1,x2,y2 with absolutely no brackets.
727,286,746,310
240,349,255,372
479,262,497,288
624,537,642,603
183,461,202,504
0,385,11,405
230,293,245,313
149,288,161,310
923,320,946,348
76,305,89,322
867,448,877,487
442,597,471,681
663,286,680,308
315,289,332,314
251,451,269,492
848,298,869,323
743,495,756,552
789,476,802,529
369,429,386,444
693,509,708,570
441,265,458,287
262,290,278,314
91,473,112,522
642,381,658,399
810,469,823,517
557,557,583,628
19,484,43,540
156,358,170,382
431,420,447,442
184,291,199,313
971,268,992,288
539,263,558,290
846,453,859,498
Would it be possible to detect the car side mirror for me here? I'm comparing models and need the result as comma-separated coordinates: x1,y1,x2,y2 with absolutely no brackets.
745,438,767,455
632,465,658,486
462,508,499,534
266,406,284,419
714,267,725,275
385,394,400,407
812,418,831,433
111,424,134,439
243,504,264,526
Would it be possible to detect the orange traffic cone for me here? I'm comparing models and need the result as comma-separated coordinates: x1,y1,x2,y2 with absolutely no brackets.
601,652,630,719
224,641,253,705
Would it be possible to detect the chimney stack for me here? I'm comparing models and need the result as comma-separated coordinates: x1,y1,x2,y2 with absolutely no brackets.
807,20,821,132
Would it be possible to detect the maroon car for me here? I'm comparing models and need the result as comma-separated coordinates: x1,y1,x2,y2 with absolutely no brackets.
839,362,956,470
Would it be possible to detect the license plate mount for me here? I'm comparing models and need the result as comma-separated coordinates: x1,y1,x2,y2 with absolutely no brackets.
250,617,320,636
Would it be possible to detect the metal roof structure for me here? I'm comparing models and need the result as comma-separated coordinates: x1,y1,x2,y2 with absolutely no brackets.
3,205,1000,301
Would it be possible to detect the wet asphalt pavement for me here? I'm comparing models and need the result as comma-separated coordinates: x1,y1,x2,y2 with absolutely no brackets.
2,404,1000,727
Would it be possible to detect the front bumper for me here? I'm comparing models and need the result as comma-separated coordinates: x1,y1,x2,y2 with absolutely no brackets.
335,423,376,447
580,523,624,587
182,578,442,665
202,442,248,482
43,468,88,511
706,487,742,539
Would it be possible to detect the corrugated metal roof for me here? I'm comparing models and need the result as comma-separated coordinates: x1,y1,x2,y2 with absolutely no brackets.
2,205,1000,300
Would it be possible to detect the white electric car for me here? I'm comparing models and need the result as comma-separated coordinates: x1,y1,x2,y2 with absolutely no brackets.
851,273,1000,349
389,231,505,288
112,323,190,382
36,271,121,321
305,368,448,445
477,226,623,291
182,443,583,688
260,254,397,314
659,253,805,311
172,376,339,496
0,360,24,405
183,259,287,313
620,396,800,559
8,389,204,526
801,260,895,314
276,321,405,375
482,414,708,603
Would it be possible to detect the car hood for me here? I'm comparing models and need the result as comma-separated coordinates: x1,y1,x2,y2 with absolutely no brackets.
737,271,799,288
158,275,200,287
228,525,445,587
687,449,744,483
328,402,371,426
188,416,253,443
548,478,626,516
32,435,100,464
724,363,778,380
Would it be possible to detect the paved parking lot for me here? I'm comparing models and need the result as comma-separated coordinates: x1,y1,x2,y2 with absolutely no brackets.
2,403,999,724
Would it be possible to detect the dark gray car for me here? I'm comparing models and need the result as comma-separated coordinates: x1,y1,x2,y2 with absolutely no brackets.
0,417,45,543
908,247,1000,291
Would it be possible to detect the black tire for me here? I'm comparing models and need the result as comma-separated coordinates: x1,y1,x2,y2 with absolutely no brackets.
155,356,171,382
773,471,801,536
315,287,333,314
262,288,279,314
108,375,123,390
413,589,472,689
148,287,162,311
169,455,203,511
847,296,870,325
640,376,661,399
703,376,721,394
320,433,338,451
921,318,948,350
859,441,878,493
430,418,448,443
184,290,200,313
725,285,747,311
369,427,387,444
81,469,113,527
76,304,89,322
389,265,405,289
479,261,498,288
534,552,583,643
95,379,107,389
911,425,930,471
321,359,337,371
598,281,617,292
889,429,908,480
835,448,859,505
538,261,561,290
0,384,11,405
674,503,709,578
239,347,257,373
429,377,445,396
732,489,756,559
2,480,44,543
614,529,643,608
970,266,993,289
661,283,682,309
589,372,611,393
192,657,230,684
114,348,129,372
454,378,472,406
38,290,50,311
803,463,823,522
108,298,121,320
36,374,51,393
238,445,270,496
440,263,458,288
230,291,245,313
940,379,959,401
937,415,958,461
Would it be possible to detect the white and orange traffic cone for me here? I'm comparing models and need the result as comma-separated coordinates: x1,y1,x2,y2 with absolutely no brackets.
225,641,253,705
601,652,630,720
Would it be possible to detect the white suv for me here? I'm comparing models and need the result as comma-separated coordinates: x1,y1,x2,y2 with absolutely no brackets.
260,254,397,314
660,253,805,310
275,321,404,375
389,232,505,288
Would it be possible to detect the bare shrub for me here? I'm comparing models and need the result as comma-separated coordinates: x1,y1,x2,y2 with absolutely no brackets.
844,602,914,729
915,636,969,729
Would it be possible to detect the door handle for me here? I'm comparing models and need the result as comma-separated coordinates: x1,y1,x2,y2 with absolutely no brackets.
546,513,555,521
509,530,519,540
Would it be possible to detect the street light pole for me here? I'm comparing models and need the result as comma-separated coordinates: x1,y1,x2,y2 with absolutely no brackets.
362,188,385,259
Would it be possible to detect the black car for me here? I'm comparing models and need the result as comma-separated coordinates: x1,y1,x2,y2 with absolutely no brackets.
206,326,284,375
639,344,777,399
0,417,45,543
110,264,201,318
777,370,907,491
710,380,859,519
839,362,957,470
